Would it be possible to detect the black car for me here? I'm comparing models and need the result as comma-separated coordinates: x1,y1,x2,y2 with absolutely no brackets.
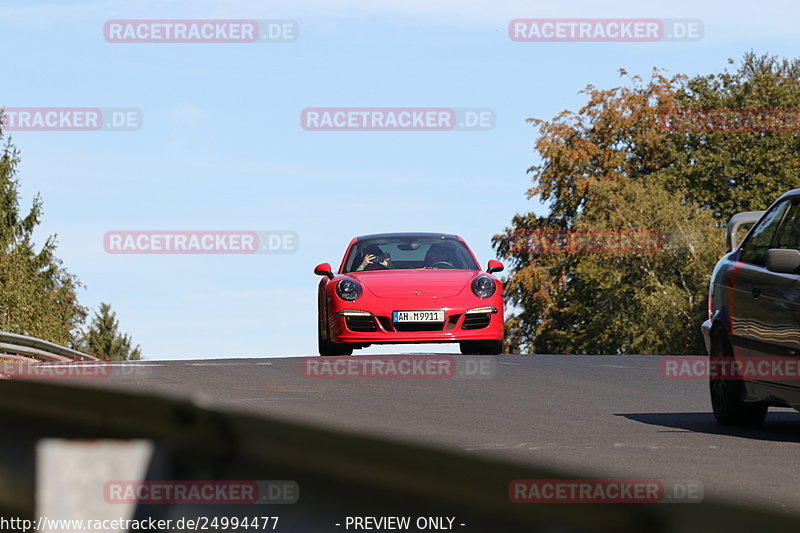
702,189,800,425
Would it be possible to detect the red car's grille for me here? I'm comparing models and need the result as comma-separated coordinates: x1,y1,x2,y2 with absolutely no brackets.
345,316,377,332
350,314,482,333
462,313,491,330
393,322,445,332
445,314,460,331
377,316,393,331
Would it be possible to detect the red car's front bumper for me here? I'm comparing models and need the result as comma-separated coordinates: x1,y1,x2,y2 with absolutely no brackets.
327,296,504,344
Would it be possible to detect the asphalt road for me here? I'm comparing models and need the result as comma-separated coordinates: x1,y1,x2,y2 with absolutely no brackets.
52,353,800,517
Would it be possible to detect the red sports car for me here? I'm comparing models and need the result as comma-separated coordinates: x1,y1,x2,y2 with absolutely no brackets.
314,233,505,356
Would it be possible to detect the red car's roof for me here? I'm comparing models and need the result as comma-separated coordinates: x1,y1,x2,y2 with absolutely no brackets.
354,232,461,241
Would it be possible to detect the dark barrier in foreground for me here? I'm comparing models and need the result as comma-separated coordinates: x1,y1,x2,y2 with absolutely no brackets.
0,379,797,532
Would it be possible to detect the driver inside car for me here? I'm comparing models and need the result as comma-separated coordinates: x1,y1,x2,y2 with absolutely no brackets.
423,244,456,268
356,245,392,271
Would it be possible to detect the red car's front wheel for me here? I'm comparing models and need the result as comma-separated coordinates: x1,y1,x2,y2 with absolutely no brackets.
318,307,353,356
459,339,503,355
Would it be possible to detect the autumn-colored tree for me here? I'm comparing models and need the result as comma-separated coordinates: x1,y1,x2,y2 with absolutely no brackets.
495,53,800,355
667,54,800,218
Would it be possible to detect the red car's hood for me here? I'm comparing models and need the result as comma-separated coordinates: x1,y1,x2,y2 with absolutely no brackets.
348,269,480,298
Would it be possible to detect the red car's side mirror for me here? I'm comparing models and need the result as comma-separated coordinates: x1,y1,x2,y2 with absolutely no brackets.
314,263,334,279
487,260,504,274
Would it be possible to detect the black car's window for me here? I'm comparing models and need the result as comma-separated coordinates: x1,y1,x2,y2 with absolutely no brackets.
343,237,479,272
773,200,800,250
740,200,791,265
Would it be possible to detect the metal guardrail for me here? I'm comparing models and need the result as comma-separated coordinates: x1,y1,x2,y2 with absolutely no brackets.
0,331,97,362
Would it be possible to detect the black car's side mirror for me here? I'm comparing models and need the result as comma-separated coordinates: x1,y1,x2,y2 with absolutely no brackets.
314,262,334,279
766,249,800,274
487,260,504,274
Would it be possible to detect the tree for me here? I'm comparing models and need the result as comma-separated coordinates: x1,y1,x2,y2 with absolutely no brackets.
80,303,141,361
0,130,86,345
667,53,800,218
494,53,800,355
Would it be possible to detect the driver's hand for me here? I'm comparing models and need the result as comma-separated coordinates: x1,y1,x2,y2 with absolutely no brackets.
358,254,376,270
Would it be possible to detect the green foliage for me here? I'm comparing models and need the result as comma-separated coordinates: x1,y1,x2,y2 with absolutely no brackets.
0,124,140,357
666,52,800,218
79,302,141,361
495,52,799,355
0,133,87,345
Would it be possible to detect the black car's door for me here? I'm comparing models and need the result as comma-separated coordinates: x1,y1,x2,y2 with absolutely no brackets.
731,198,793,360
747,199,800,393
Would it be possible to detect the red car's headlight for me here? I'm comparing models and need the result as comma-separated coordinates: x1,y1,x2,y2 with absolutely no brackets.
471,276,496,299
336,278,362,301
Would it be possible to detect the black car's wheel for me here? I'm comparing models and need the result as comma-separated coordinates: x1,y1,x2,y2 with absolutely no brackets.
709,329,767,426
459,339,503,355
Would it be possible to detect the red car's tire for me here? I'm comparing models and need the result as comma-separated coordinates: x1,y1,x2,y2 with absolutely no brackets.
318,307,353,356
317,328,332,356
320,337,353,356
459,339,503,355
330,342,353,356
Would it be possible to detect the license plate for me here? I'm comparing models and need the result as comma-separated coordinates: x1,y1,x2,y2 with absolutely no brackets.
393,310,445,323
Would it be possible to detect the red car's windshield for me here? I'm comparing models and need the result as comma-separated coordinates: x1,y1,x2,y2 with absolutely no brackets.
343,237,479,272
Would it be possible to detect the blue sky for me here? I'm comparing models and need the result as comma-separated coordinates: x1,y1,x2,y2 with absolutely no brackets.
2,0,797,358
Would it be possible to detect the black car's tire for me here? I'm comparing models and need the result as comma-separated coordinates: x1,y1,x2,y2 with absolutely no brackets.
709,329,767,426
459,339,503,355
